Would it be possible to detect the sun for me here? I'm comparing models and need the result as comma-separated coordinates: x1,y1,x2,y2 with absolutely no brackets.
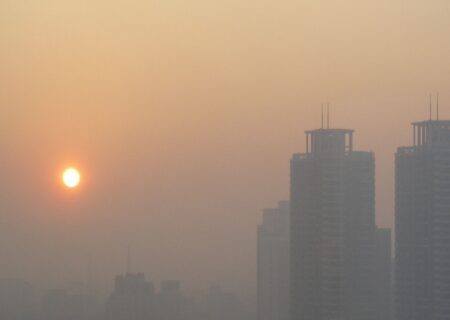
62,167,81,189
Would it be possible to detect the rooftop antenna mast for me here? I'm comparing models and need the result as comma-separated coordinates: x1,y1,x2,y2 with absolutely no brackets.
437,92,440,120
87,254,92,296
127,245,131,274
429,93,432,120
321,104,324,129
327,103,330,129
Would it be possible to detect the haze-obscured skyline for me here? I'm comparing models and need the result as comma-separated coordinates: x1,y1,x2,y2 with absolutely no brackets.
1,0,450,306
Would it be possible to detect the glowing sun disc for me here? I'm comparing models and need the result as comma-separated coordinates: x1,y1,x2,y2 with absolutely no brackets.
63,168,81,188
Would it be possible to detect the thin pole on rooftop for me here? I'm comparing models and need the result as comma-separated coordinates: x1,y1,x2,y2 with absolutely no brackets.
321,104,324,129
327,103,330,129
127,245,131,274
430,93,432,120
437,92,440,120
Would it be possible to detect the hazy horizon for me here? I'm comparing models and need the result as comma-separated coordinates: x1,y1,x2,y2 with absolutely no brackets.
2,0,450,308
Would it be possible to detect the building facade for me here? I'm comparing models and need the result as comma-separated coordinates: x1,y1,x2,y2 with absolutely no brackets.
396,120,450,320
290,128,381,320
257,201,290,320
0,279,34,320
374,228,393,320
105,273,155,320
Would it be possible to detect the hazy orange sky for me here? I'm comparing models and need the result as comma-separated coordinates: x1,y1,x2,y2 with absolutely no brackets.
1,0,450,307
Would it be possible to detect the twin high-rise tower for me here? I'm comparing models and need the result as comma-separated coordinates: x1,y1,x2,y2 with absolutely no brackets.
258,114,450,320
290,128,390,320
396,120,450,320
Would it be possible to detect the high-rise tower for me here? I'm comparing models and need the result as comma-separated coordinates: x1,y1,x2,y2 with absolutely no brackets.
290,128,380,320
257,200,290,320
396,120,450,320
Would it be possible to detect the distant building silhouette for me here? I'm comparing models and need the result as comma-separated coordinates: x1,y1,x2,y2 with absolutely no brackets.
374,228,393,320
396,119,450,320
290,127,390,320
257,201,290,320
0,279,34,320
205,286,248,320
42,288,97,320
156,280,184,320
105,274,208,320
155,280,205,320
105,273,155,320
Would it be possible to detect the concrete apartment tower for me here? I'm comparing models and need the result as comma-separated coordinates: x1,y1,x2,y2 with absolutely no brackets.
396,118,450,320
290,127,387,320
257,200,290,320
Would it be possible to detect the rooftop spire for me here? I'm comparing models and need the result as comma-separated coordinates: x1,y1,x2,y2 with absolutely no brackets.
327,103,330,129
429,93,432,121
437,92,440,120
321,104,324,129
87,254,92,296
127,245,131,274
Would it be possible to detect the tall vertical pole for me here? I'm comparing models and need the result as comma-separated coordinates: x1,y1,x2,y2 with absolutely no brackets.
306,133,309,153
87,254,92,296
349,132,353,152
437,92,440,120
321,104,324,129
418,126,421,145
413,125,416,146
127,245,131,274
327,103,330,129
430,93,432,120
422,125,426,145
